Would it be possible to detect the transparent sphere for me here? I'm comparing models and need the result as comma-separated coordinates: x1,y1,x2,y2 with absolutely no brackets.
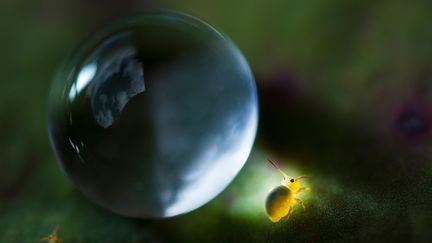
47,11,258,218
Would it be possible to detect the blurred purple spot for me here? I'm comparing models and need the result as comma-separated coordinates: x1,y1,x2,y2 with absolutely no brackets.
392,98,431,140
222,192,235,206
261,69,304,104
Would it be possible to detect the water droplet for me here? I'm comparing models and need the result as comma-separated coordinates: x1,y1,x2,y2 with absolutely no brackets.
47,11,258,218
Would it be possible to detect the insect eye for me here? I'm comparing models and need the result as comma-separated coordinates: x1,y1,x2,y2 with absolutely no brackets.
290,179,295,183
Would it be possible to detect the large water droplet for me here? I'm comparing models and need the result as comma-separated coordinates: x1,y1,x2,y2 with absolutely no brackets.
47,11,258,218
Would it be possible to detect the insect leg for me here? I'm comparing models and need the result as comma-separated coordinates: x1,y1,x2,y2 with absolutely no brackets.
37,237,49,242
296,187,310,194
282,207,293,222
295,198,306,210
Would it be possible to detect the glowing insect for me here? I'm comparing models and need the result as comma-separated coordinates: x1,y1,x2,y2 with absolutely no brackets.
265,159,310,222
37,225,62,243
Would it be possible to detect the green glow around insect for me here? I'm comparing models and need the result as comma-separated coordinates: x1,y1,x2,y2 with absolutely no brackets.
223,151,311,220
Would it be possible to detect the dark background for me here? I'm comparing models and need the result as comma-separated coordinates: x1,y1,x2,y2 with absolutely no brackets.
1,0,432,242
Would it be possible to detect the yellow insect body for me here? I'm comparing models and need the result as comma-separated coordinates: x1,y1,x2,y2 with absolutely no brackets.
265,159,310,222
266,185,294,222
38,226,62,243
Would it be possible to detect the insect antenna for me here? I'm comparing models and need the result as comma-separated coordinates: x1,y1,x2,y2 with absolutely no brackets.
52,225,59,235
295,175,311,180
267,159,288,179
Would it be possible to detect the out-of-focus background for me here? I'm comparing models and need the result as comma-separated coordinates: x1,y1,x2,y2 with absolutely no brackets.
2,0,432,242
